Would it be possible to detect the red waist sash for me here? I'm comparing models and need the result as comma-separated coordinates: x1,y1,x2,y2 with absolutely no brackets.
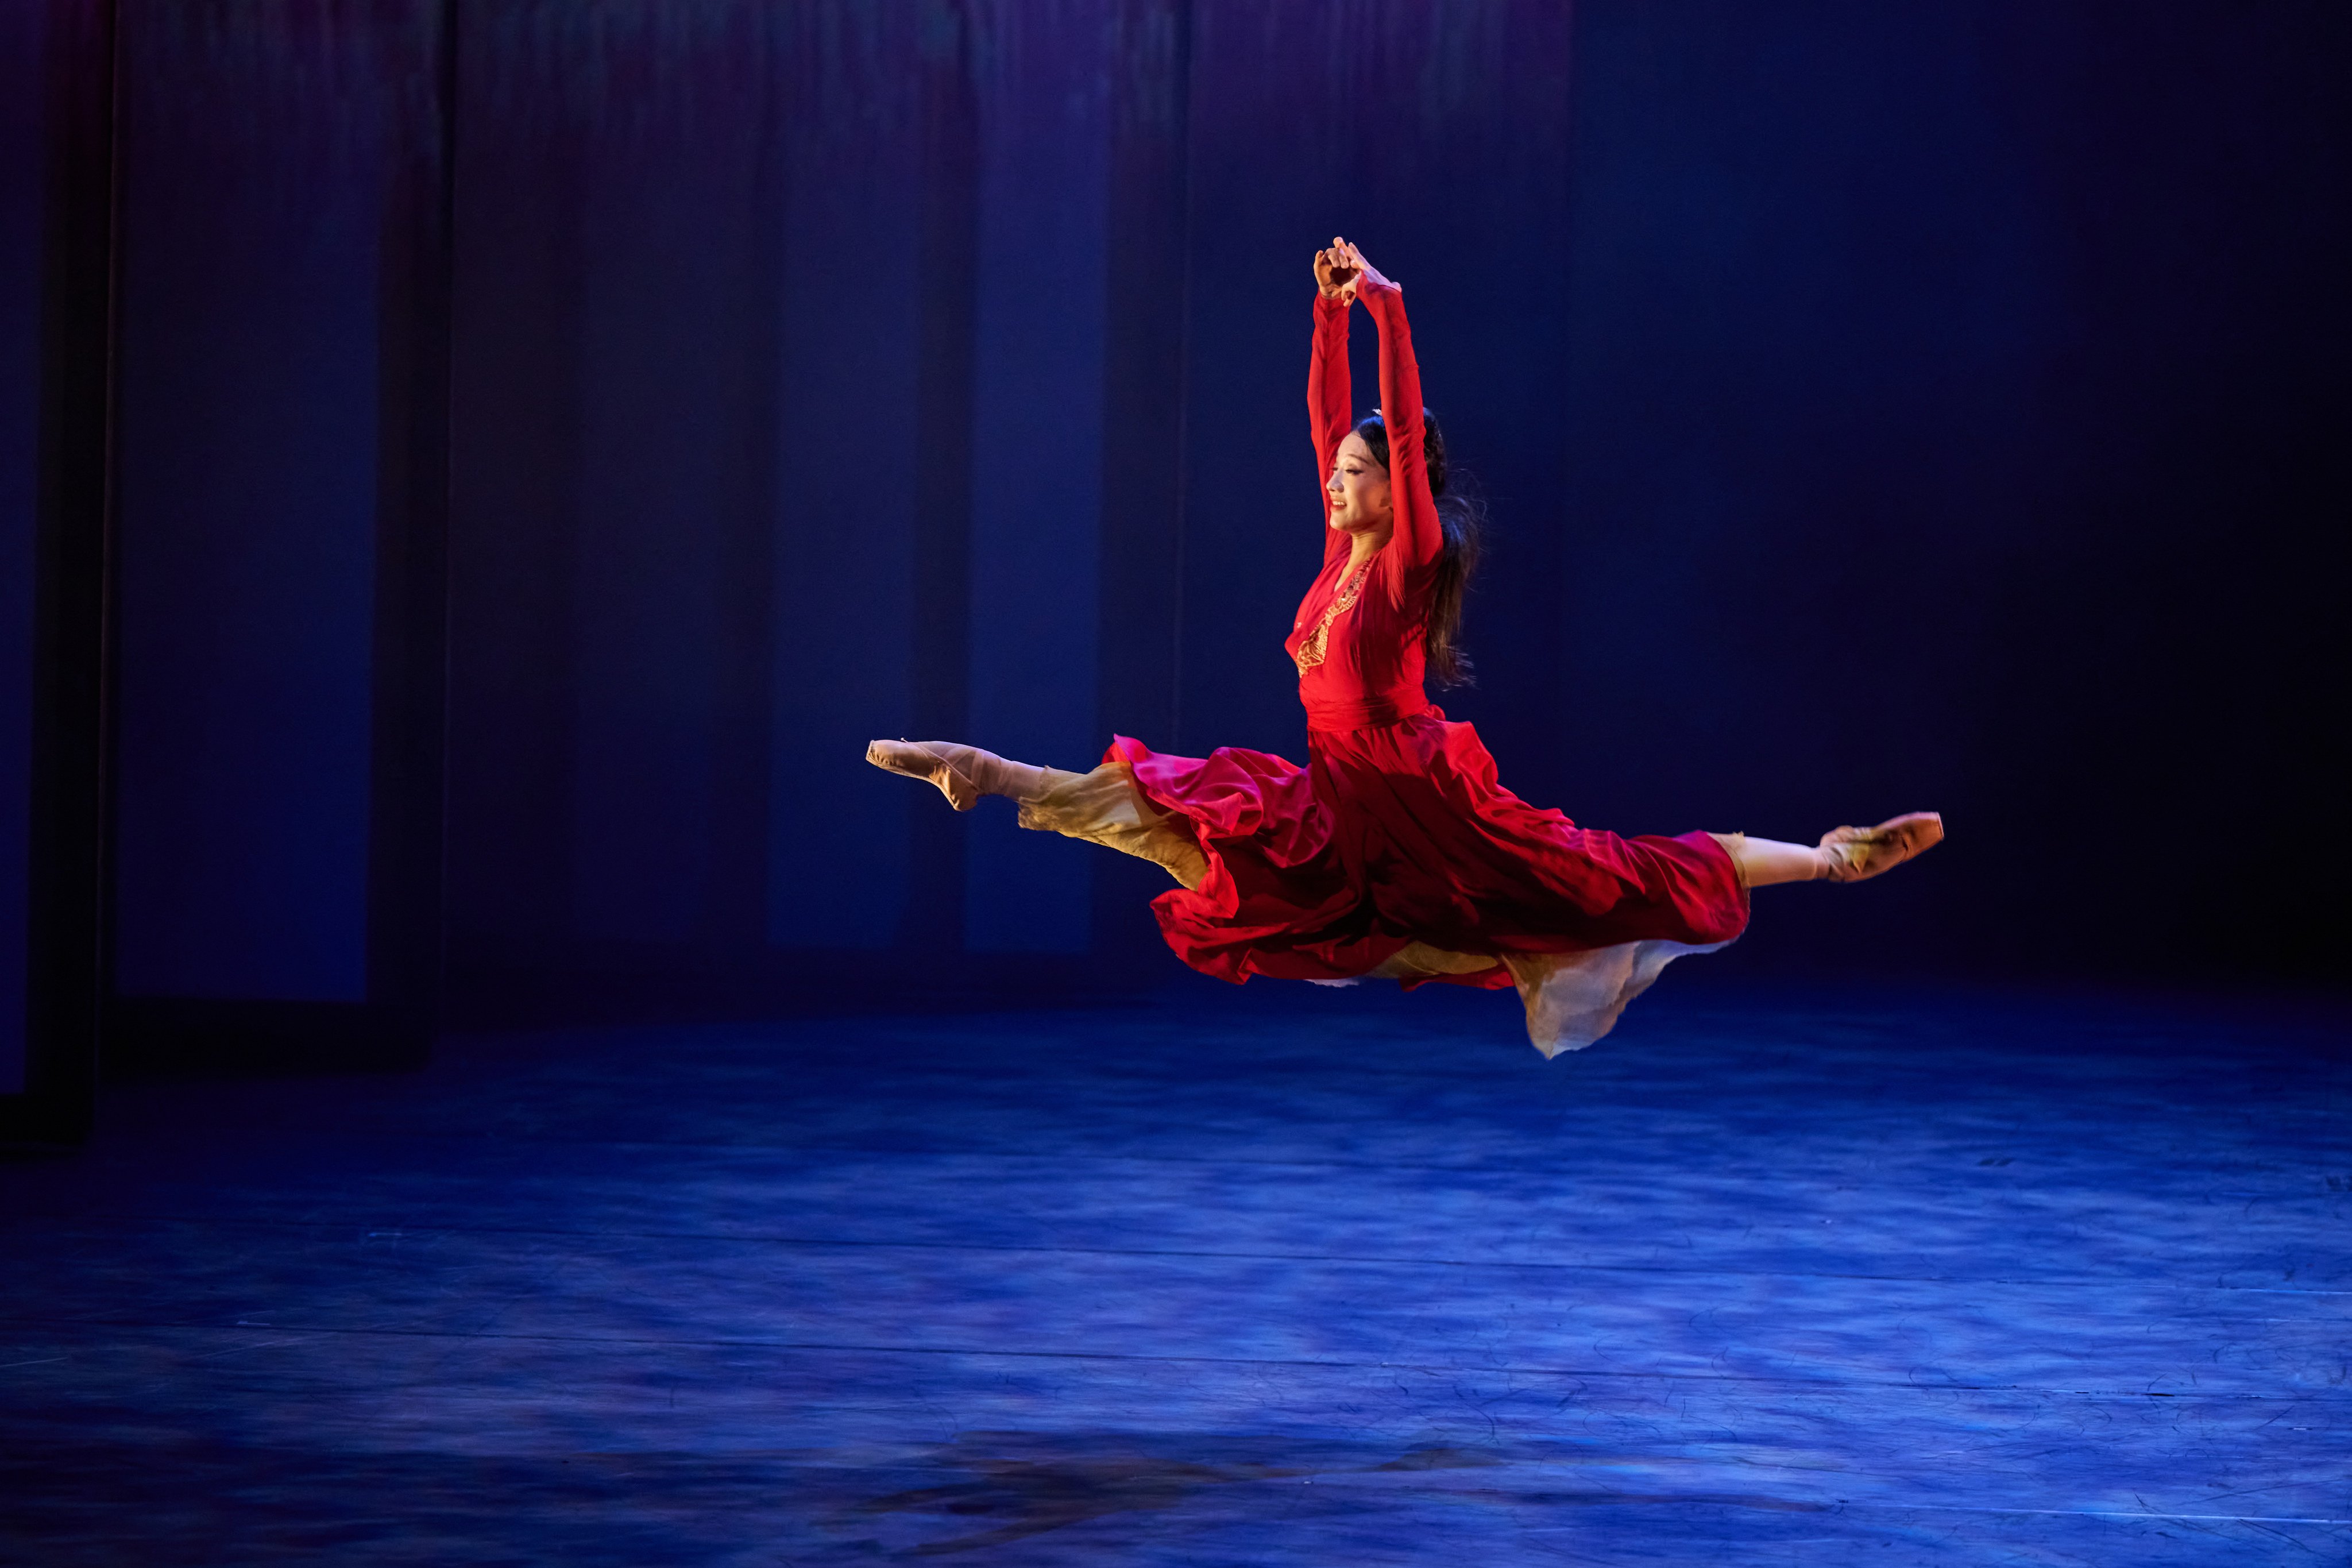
1301,685,1431,732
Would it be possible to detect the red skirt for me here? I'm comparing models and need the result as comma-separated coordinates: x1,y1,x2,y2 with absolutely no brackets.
1108,710,1748,988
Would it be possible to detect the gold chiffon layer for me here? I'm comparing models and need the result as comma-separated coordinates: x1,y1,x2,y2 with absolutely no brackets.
1015,762,1210,889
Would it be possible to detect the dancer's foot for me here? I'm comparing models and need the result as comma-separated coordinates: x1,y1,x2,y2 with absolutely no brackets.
866,739,983,809
1817,812,1944,882
864,739,1047,811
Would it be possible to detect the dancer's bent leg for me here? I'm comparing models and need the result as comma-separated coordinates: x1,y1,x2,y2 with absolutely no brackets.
1712,812,1943,888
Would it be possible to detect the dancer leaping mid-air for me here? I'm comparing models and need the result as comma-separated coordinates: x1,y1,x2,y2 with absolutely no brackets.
870,238,1942,1055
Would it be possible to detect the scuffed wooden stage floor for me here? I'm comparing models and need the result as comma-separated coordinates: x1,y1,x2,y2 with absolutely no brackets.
2,981,2345,1563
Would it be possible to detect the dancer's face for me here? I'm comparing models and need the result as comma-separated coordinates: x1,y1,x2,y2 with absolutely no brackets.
1326,432,1394,539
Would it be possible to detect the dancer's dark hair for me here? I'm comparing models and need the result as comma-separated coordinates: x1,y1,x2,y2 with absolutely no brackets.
1353,410,1483,686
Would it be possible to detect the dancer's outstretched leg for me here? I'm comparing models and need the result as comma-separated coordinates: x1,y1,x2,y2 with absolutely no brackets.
1713,812,1943,887
867,740,1210,887
864,739,1067,812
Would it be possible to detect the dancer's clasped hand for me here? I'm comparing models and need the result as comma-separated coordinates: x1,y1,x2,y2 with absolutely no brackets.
1313,237,1397,303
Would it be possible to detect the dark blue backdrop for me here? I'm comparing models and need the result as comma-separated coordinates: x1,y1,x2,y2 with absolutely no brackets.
442,0,2352,1014
109,1,403,1003
1554,3,2349,983
10,0,2345,1061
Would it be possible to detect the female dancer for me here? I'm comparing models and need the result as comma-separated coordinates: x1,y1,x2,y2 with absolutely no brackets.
870,239,1941,1056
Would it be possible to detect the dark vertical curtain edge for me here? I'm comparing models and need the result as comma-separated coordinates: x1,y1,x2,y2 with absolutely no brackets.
3,0,116,1141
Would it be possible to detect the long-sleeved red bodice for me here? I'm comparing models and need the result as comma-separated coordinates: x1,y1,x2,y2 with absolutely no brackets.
1082,281,1749,1045
1285,286,1439,731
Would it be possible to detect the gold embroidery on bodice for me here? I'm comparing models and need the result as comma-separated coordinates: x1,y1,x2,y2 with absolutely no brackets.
1292,563,1371,674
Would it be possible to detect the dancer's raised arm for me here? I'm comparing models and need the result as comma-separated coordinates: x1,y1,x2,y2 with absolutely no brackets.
1342,242,1442,576
1309,244,1355,555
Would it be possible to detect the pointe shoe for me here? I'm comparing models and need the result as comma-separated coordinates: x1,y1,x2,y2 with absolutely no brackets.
1817,812,1944,883
865,739,987,811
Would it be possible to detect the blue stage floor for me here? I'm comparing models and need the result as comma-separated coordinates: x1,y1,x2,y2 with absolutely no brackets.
2,980,2345,1563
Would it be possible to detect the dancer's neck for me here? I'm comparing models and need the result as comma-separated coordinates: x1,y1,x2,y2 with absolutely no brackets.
1343,531,1389,579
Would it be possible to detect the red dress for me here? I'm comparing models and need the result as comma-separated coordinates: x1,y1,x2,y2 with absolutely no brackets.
1102,282,1749,1017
